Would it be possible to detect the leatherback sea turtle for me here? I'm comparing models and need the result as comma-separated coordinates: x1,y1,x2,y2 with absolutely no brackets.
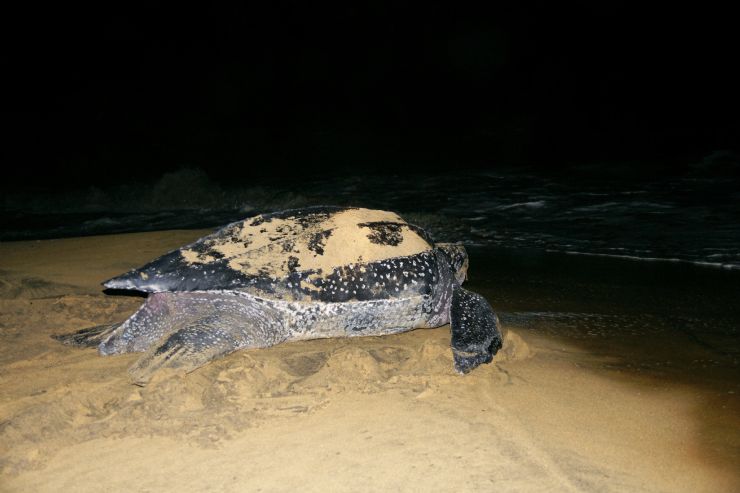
57,207,502,383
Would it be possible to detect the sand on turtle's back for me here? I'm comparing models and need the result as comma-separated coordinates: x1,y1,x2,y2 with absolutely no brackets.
179,207,433,279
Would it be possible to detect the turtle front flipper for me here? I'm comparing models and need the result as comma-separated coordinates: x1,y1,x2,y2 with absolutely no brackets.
128,308,286,385
449,286,502,374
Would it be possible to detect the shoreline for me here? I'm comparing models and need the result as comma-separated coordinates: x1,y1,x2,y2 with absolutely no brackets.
1,231,738,491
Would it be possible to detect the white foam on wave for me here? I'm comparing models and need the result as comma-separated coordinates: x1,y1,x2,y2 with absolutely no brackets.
81,217,119,228
561,250,740,270
572,201,673,213
495,200,547,211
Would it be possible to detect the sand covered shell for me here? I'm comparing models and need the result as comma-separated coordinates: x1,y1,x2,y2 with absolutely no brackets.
105,206,440,302
181,206,432,279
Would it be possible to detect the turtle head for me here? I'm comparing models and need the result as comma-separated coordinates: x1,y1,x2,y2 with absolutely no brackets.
436,243,469,285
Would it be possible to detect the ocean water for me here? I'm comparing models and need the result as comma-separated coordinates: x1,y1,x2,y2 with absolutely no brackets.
3,162,739,270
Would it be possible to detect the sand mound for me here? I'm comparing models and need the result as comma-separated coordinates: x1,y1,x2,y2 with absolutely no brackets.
497,328,532,362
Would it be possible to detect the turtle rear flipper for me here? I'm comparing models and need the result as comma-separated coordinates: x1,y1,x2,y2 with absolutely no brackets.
129,311,285,385
53,324,121,348
449,286,502,374
55,292,187,355
98,292,194,356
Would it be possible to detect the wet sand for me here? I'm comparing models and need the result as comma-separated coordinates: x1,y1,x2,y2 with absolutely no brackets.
1,231,738,492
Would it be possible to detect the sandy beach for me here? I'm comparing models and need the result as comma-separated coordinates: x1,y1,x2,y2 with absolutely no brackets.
1,231,738,492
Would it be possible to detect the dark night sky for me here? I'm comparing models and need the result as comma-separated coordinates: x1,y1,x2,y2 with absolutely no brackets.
3,2,739,189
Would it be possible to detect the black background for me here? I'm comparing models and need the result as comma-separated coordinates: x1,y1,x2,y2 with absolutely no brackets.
3,2,738,189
